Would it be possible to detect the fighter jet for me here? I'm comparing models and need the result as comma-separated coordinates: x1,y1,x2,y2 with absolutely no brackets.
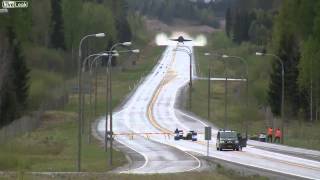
170,36,192,44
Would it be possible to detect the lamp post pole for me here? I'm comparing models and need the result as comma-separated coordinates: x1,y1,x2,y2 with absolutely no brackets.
224,61,228,129
256,52,285,144
208,67,211,120
174,47,192,110
222,55,249,135
83,52,114,147
189,52,192,110
83,48,139,167
107,42,133,165
77,33,105,172
177,45,193,88
204,53,223,122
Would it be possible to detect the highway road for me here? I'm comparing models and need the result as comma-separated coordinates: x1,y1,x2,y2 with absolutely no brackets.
97,42,320,179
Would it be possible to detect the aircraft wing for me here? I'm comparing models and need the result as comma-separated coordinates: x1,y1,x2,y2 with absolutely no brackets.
170,38,179,41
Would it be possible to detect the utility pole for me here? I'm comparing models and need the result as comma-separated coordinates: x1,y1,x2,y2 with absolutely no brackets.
106,42,133,166
222,55,249,136
105,65,109,153
189,53,192,110
208,68,211,120
255,52,285,144
94,67,98,118
108,55,113,165
281,63,284,144
224,61,228,129
310,58,313,122
174,46,192,111
88,73,93,144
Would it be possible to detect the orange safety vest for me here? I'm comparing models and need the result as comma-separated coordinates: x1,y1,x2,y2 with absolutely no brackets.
275,129,282,138
267,128,273,136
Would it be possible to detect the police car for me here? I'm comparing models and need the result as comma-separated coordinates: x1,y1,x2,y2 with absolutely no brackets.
174,129,197,141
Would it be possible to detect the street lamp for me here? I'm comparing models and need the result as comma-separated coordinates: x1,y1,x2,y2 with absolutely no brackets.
88,50,138,145
89,50,139,72
107,42,133,165
88,49,138,123
256,52,285,144
222,54,249,135
82,52,119,144
204,53,230,129
204,52,223,121
176,45,192,87
174,47,193,110
77,32,105,172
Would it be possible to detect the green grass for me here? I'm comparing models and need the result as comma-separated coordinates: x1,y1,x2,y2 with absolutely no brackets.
64,45,164,115
28,69,64,110
284,120,320,150
0,165,268,180
190,31,320,150
0,111,125,172
190,80,265,135
0,43,164,173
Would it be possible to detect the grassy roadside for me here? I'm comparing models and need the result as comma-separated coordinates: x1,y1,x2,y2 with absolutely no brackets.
0,43,164,172
0,166,267,180
190,31,320,150
0,40,268,179
0,111,124,172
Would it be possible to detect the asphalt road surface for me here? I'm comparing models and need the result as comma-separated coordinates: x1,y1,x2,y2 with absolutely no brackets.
97,42,320,179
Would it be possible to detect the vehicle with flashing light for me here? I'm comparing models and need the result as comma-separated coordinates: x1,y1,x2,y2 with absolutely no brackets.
174,129,197,141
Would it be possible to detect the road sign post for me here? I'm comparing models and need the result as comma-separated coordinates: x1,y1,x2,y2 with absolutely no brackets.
205,126,212,157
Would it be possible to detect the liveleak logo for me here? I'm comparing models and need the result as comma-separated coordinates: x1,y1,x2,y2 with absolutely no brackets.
2,0,28,9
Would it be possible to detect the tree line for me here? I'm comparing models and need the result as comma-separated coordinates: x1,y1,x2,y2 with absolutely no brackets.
0,0,132,127
127,0,234,28
225,0,320,121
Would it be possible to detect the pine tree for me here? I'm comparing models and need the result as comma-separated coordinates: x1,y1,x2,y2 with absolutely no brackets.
51,0,66,50
268,32,307,118
0,28,29,127
111,0,132,42
232,11,242,43
225,7,232,37
8,28,30,114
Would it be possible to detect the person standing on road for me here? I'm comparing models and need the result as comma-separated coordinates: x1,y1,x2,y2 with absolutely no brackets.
274,128,282,143
267,127,273,143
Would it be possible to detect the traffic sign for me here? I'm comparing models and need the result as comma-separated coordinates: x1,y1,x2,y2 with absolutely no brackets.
205,126,211,140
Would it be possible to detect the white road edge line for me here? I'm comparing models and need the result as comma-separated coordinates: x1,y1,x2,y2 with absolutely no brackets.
144,48,202,173
96,110,150,174
175,105,208,127
173,95,318,179
117,138,149,174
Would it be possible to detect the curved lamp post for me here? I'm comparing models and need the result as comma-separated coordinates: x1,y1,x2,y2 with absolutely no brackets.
176,46,192,87
222,54,249,135
82,52,117,144
256,52,285,144
204,52,224,122
107,42,133,165
204,52,230,129
77,32,105,172
87,50,139,146
174,47,193,110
